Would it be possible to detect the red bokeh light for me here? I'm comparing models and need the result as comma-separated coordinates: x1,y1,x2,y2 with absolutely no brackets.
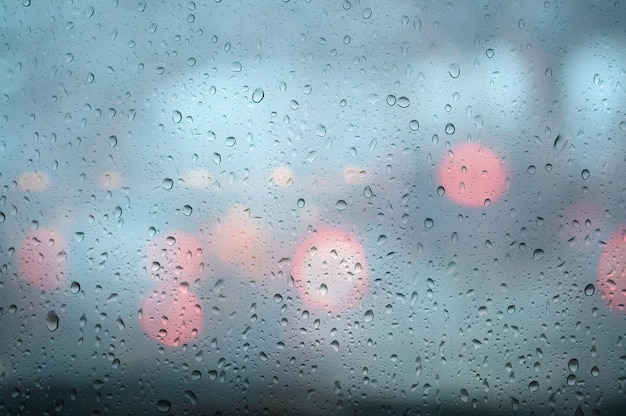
18,229,67,290
292,227,369,313
437,142,508,207
139,287,203,347
597,225,626,314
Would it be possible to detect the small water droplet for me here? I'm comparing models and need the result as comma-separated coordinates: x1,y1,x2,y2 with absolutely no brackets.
448,63,461,78
386,95,396,106
445,123,455,135
156,399,171,413
46,310,59,331
363,186,373,198
231,61,242,72
486,48,494,58
273,294,283,303
336,200,347,211
436,186,445,196
424,218,434,229
364,309,374,322
225,136,236,146
172,111,182,123
528,381,539,392
316,124,326,137
591,365,599,376
252,88,264,103
362,7,372,18
397,96,410,108
108,135,118,147
70,281,81,294
409,119,419,131
182,205,193,216
212,153,221,164
527,165,536,174
568,358,579,372
507,305,515,314
162,178,174,190
297,198,305,208
0,212,5,223
330,340,339,351
532,249,544,260
581,169,590,180
584,284,595,296
593,73,600,85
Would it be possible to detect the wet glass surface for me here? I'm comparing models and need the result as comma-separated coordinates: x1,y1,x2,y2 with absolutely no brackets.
1,1,626,415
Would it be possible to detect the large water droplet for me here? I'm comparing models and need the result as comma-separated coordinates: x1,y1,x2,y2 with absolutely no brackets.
46,310,59,331
448,63,461,78
364,309,374,322
568,358,579,372
156,399,171,413
252,88,264,103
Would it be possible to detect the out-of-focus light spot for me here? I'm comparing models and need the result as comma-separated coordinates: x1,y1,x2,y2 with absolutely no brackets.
98,170,123,190
18,229,67,290
208,205,269,276
181,169,213,188
271,166,294,187
145,231,205,284
139,287,203,347
18,171,49,191
292,227,368,313
343,165,367,184
437,143,508,207
597,225,626,315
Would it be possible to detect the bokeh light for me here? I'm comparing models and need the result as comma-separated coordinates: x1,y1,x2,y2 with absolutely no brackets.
437,142,508,207
18,229,67,290
18,171,50,192
597,225,626,314
292,227,369,313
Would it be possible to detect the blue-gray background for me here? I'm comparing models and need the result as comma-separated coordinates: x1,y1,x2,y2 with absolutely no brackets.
1,0,625,415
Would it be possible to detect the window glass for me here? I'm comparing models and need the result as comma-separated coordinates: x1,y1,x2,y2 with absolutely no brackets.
1,1,625,414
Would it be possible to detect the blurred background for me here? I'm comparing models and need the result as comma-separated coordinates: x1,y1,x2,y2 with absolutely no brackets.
1,0,626,415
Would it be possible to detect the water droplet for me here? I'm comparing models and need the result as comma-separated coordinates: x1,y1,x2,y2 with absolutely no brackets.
528,381,539,392
527,165,536,174
620,120,626,131
212,153,221,164
273,294,283,303
172,111,182,123
532,249,544,260
316,124,326,137
362,7,372,18
568,358,579,372
364,309,374,322
330,340,339,351
108,135,118,147
46,310,59,331
156,399,171,413
581,169,590,180
70,281,81,294
252,88,264,103
507,305,515,314
225,136,236,146
591,365,599,376
424,218,434,229
386,95,396,106
445,123,455,135
518,18,526,29
397,97,410,108
162,178,174,190
448,63,460,78
182,205,193,216
335,200,347,211
409,119,419,131
593,73,600,85
289,100,299,110
297,198,305,208
0,212,5,223
436,186,445,196
343,35,351,44
486,48,494,58
584,284,595,296
231,61,242,72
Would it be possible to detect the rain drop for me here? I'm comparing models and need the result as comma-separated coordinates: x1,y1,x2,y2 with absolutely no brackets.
568,358,579,372
532,249,544,260
397,96,410,108
436,186,445,196
424,218,434,229
486,48,494,58
156,399,171,413
584,284,595,296
182,205,193,216
70,281,81,294
364,309,374,322
252,88,264,103
581,169,590,180
409,120,419,131
336,200,348,211
172,111,182,123
445,123,455,135
448,63,460,78
297,198,305,208
162,178,174,190
46,310,59,331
